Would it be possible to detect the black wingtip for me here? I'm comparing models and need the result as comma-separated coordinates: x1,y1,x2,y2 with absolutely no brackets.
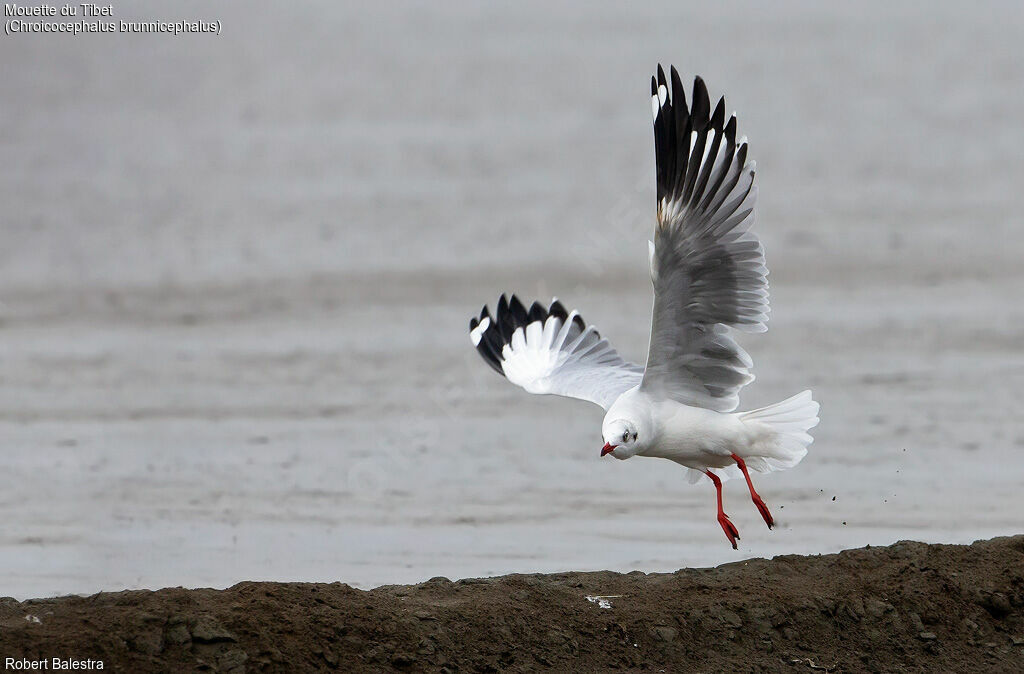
512,295,530,323
737,141,748,167
652,68,748,219
711,97,726,130
469,310,503,375
724,114,737,144
469,296,585,379
670,66,686,114
691,77,710,128
527,301,547,324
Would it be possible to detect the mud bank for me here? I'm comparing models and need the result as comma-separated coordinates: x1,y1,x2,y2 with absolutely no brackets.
2,536,1022,672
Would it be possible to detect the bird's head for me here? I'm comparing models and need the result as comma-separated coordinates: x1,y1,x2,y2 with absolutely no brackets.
601,419,642,460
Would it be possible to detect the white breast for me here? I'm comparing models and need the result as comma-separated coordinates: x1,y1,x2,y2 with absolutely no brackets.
645,399,748,463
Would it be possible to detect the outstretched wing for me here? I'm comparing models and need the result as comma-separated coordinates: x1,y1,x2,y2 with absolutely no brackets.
641,66,769,412
469,295,643,410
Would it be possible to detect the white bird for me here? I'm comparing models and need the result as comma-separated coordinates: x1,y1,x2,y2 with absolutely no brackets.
468,66,819,548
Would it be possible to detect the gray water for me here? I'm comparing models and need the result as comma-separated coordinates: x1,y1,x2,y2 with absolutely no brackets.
2,1,1022,599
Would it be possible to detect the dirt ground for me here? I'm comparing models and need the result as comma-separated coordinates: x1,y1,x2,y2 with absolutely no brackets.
1,536,1021,673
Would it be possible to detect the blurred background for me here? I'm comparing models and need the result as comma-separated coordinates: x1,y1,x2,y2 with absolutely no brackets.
2,1,1022,599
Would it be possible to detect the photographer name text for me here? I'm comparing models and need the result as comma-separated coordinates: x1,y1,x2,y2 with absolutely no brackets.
4,658,103,670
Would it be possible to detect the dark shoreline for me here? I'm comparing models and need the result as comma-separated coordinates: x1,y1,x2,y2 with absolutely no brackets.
2,536,1022,672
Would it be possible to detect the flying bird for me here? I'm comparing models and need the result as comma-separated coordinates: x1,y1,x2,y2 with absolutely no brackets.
468,66,819,548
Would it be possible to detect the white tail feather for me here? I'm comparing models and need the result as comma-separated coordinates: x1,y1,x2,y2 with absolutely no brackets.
740,390,819,472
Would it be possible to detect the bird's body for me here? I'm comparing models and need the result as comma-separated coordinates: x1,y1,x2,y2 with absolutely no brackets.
605,385,815,471
605,387,740,463
468,66,819,547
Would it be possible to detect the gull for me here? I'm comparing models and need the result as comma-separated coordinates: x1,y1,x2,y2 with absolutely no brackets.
468,66,819,548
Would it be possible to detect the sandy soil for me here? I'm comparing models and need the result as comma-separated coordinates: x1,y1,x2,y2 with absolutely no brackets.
2,535,1022,672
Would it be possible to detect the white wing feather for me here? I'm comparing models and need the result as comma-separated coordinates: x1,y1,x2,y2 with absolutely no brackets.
470,296,642,410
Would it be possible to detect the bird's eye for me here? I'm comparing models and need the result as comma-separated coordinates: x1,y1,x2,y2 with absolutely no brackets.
622,431,629,443
632,432,638,441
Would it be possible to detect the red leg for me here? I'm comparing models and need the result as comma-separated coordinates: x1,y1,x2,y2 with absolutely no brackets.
705,469,740,549
731,453,774,529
